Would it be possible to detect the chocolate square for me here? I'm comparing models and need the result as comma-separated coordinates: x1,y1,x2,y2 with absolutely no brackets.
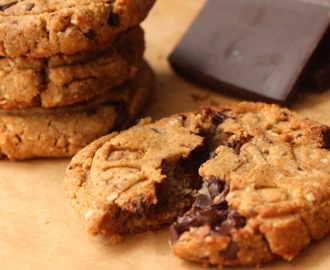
169,0,330,105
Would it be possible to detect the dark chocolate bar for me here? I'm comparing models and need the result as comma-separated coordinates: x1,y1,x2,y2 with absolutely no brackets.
169,0,330,105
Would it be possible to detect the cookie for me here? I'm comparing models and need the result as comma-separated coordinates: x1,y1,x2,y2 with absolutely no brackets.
171,103,330,266
0,60,154,160
0,26,144,109
0,0,155,57
63,111,207,239
63,102,329,265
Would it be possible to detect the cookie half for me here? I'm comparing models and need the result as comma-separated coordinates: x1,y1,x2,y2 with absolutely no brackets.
64,102,329,265
0,26,144,109
171,103,330,266
0,0,155,57
64,116,208,241
0,60,154,160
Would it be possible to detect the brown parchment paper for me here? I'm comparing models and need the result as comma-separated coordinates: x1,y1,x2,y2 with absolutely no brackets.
0,1,329,269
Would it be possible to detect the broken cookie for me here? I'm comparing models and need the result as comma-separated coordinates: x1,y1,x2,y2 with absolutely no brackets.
64,102,330,265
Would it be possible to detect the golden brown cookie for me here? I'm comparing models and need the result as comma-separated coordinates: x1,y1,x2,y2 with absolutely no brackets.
63,112,206,239
171,103,330,266
64,102,329,265
0,60,154,160
0,0,155,57
0,26,144,109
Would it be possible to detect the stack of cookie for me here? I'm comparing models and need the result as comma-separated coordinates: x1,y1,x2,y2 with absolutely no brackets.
0,0,156,160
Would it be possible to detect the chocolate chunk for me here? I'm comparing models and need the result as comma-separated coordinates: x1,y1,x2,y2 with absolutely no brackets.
220,240,239,260
84,30,96,39
171,206,246,245
322,128,330,150
122,195,146,214
108,4,120,27
171,177,246,250
211,210,246,237
207,176,225,199
173,209,228,236
169,224,180,245
194,194,213,210
211,188,229,210
227,209,247,229
211,197,228,211
0,1,17,11
212,111,228,126
169,0,330,105
26,3,35,11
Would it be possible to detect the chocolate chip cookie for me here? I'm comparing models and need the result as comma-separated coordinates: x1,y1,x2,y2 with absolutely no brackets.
0,60,154,160
63,111,207,239
64,102,329,265
0,0,155,57
0,26,144,109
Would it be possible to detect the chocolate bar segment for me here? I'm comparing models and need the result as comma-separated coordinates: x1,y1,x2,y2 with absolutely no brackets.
169,0,330,105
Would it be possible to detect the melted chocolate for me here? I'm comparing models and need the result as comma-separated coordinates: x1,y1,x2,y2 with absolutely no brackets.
172,209,229,237
227,209,247,228
194,194,213,210
170,178,246,257
210,193,228,211
207,176,225,199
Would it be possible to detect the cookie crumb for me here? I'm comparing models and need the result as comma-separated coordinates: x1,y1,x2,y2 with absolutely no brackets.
109,235,122,244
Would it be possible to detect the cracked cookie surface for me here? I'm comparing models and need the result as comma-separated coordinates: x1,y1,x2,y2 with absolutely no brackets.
0,60,154,160
0,0,155,57
63,111,208,239
64,102,329,265
0,26,144,109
